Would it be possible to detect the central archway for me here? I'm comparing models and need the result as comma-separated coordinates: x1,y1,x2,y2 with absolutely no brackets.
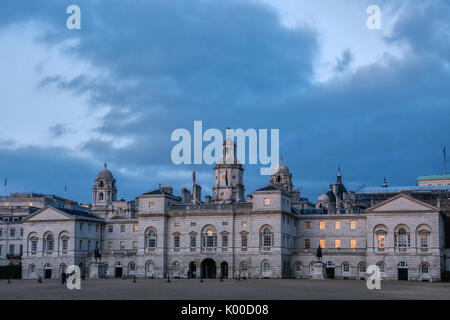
201,258,216,278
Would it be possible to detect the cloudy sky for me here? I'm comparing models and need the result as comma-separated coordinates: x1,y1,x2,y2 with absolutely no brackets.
0,0,449,203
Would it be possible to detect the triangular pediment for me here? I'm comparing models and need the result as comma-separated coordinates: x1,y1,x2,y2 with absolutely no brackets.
23,206,74,222
366,194,439,213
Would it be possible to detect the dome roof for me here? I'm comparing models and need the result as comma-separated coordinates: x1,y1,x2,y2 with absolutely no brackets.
97,163,114,180
271,157,290,175
317,193,330,202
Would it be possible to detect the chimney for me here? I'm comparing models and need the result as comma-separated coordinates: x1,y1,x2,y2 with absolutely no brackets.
291,190,300,203
205,195,211,204
193,184,202,203
181,188,191,203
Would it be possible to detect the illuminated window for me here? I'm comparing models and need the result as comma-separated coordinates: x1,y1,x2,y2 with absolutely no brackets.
350,220,356,230
320,221,326,230
378,234,385,248
174,222,180,227
120,241,125,250
335,221,341,230
28,202,33,207
133,241,138,250
335,239,341,248
108,241,113,251
320,239,325,248
264,198,271,205
351,239,356,249
305,221,311,229
133,225,138,232
242,221,248,227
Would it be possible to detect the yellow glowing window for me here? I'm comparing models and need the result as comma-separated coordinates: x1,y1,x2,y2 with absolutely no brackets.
133,225,138,232
378,234,385,248
242,221,247,227
351,239,356,248
320,239,325,248
174,222,180,227
207,230,213,235
108,242,112,251
335,221,341,230
320,221,326,230
28,202,33,207
350,220,356,230
305,221,310,229
335,239,341,248
264,198,271,205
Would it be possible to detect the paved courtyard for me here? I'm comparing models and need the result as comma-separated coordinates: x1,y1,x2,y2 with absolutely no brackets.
0,278,449,300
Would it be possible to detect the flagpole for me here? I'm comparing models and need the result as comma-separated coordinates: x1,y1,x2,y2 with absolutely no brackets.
4,178,7,197
444,145,447,175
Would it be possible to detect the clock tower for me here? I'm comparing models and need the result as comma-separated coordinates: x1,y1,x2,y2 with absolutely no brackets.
212,137,245,203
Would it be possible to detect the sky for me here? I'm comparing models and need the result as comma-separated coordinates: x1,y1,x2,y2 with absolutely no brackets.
0,0,449,204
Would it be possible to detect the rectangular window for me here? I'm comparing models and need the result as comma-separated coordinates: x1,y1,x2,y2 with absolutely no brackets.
420,236,428,248
335,221,341,230
120,225,126,232
350,220,356,230
9,244,14,255
79,240,83,250
108,225,113,233
133,241,138,250
20,229,23,237
31,241,37,253
120,241,125,250
108,241,113,251
222,235,228,247
133,225,138,232
80,223,83,231
190,235,196,247
320,221,326,230
190,222,196,227
305,221,311,229
351,239,356,249
378,234,385,248
320,239,325,249
174,235,180,248
10,228,15,238
20,245,23,256
335,239,341,249
174,222,180,227
222,221,228,226
241,235,248,247
87,240,91,250
305,239,310,249
62,239,68,252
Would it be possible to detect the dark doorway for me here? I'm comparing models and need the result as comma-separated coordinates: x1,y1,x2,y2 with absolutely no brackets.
115,267,123,278
201,258,216,278
326,267,335,279
44,268,52,279
221,261,228,279
398,268,408,281
189,261,197,278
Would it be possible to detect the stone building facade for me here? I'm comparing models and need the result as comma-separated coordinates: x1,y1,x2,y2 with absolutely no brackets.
2,140,449,281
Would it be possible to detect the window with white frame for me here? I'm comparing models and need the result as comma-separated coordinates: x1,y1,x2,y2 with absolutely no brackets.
420,264,429,274
222,234,228,247
241,234,248,247
44,234,54,252
190,235,196,248
263,262,271,272
174,234,180,248
146,229,157,248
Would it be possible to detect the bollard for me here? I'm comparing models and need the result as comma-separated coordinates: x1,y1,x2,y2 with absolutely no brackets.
7,278,11,284
38,276,42,283
167,274,171,283
133,275,136,283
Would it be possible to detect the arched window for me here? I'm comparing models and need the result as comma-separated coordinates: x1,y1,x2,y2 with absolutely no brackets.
263,261,271,272
29,235,38,255
420,263,429,274
99,193,104,201
173,261,180,272
145,228,157,248
398,229,407,247
343,263,350,273
44,234,54,253
201,225,217,249
394,225,410,248
295,262,303,272
99,180,104,188
241,261,248,271
128,262,136,275
260,226,274,247
28,264,36,278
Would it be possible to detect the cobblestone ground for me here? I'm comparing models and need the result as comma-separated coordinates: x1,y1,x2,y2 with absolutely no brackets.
0,278,449,300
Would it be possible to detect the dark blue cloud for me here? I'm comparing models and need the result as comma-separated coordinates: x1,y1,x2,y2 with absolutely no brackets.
0,0,449,203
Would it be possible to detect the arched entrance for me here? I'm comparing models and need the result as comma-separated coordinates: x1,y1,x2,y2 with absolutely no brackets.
221,261,228,279
325,261,335,279
398,262,408,280
201,258,216,278
189,261,197,278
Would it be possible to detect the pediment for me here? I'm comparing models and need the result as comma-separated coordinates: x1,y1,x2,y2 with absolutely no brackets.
367,194,439,213
23,206,73,222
